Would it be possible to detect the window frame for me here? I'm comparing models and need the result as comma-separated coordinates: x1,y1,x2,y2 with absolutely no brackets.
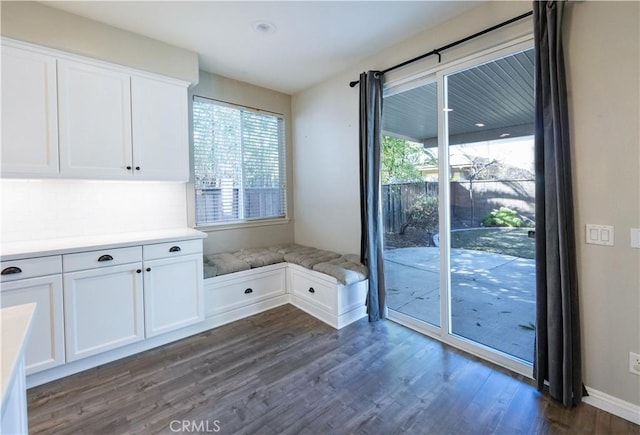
192,95,288,230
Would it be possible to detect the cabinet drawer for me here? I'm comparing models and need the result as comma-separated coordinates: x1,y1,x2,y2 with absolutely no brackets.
0,255,62,283
206,269,285,317
63,246,142,272
290,269,336,313
143,239,202,261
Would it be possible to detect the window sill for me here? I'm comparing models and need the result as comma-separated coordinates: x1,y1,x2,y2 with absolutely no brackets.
195,217,290,232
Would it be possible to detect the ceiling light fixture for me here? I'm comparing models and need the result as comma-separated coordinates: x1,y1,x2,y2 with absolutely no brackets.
443,108,454,112
252,20,277,35
500,133,510,138
475,123,485,127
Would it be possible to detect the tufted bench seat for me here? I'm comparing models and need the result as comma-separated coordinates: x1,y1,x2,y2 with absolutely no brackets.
203,244,368,285
202,244,369,329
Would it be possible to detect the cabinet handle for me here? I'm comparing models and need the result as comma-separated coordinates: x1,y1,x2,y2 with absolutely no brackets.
169,246,181,252
98,254,114,262
136,269,142,274
126,166,132,170
146,267,151,272
308,287,315,294
135,166,140,171
244,288,253,294
1,266,22,275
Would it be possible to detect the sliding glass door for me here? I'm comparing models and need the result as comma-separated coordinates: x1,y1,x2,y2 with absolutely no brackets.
445,49,536,364
382,81,441,328
383,42,536,373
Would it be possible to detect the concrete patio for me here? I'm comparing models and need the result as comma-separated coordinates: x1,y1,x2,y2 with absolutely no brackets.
384,247,536,363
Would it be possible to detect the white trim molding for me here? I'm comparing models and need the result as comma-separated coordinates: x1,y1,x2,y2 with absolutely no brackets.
583,386,640,425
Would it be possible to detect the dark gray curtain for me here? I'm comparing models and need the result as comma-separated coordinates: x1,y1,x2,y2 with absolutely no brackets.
533,1,584,408
359,71,386,321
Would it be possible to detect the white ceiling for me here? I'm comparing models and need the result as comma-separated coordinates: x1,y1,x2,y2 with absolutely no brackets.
42,1,482,94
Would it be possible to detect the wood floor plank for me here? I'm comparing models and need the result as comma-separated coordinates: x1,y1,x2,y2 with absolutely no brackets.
27,305,640,434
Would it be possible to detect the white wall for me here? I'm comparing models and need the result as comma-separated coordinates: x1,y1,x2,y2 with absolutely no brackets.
565,1,640,410
189,71,295,254
292,0,640,409
0,1,198,83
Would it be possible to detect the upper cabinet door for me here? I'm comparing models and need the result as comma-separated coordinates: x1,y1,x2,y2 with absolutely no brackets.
1,46,59,177
58,59,133,179
131,76,189,181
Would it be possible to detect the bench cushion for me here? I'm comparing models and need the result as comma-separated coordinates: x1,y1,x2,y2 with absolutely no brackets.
203,253,250,279
233,248,285,268
204,244,368,284
283,247,341,269
313,254,368,285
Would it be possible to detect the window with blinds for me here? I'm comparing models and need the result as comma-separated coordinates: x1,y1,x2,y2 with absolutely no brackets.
193,96,286,226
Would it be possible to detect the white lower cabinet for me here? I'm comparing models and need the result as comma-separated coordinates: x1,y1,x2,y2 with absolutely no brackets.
0,274,65,374
143,253,204,338
63,262,144,362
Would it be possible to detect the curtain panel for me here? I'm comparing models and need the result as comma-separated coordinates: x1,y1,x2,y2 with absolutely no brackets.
359,71,386,321
533,1,584,408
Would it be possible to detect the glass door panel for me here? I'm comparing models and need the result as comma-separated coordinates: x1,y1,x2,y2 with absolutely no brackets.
382,81,440,327
445,49,536,363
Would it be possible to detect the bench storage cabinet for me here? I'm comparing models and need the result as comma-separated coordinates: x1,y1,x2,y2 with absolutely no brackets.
203,244,369,329
288,265,368,329
204,264,287,323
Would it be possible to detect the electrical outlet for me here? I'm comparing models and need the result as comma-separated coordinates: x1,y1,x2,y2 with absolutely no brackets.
630,352,640,375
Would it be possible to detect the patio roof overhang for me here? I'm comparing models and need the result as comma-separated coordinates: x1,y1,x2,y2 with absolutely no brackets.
382,49,534,147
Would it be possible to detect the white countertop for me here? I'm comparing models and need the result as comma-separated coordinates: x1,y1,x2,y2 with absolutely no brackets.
0,303,36,406
0,228,207,261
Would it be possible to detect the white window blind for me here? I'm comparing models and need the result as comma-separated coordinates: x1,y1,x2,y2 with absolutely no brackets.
193,96,286,225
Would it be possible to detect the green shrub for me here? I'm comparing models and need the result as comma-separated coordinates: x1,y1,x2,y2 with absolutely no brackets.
401,194,439,234
482,207,523,228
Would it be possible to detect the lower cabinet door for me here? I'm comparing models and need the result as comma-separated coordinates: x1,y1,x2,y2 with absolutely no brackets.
63,263,144,362
0,275,65,374
143,254,203,338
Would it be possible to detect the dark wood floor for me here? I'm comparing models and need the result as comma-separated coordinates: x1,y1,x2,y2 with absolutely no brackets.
28,305,639,435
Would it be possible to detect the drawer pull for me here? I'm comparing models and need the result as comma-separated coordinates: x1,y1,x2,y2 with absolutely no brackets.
98,254,114,262
308,287,315,294
1,266,22,275
244,288,253,294
136,269,142,274
169,246,181,252
146,267,151,272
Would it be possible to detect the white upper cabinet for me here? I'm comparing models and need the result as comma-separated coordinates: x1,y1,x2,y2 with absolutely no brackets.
58,59,134,179
1,46,59,177
131,76,189,181
1,40,190,181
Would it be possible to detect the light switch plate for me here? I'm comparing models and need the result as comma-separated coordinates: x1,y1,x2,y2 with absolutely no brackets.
585,224,614,246
631,228,640,249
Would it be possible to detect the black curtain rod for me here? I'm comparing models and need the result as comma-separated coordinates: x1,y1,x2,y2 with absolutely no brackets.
349,10,533,88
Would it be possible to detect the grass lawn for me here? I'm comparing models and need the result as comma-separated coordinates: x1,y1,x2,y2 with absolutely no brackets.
451,227,535,259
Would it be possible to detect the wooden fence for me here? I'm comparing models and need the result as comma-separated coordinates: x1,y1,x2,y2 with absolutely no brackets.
195,187,283,224
382,180,535,233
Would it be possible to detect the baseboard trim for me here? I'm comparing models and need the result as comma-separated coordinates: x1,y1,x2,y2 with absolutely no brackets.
583,386,640,425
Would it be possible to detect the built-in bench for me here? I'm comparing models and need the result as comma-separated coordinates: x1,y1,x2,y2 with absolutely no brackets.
202,244,369,329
